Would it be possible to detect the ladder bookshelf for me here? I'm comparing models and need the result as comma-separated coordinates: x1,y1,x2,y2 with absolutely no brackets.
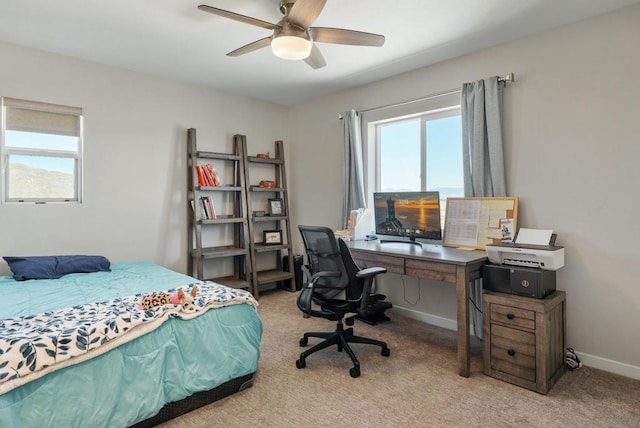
236,134,294,299
187,128,251,290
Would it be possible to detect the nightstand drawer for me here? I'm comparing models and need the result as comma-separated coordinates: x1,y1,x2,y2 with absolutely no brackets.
489,324,536,382
490,303,535,330
490,355,536,383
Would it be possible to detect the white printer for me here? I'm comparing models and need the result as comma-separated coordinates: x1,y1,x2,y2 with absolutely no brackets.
486,242,565,270
484,228,564,299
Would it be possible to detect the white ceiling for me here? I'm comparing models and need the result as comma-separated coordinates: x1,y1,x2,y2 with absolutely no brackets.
1,0,638,105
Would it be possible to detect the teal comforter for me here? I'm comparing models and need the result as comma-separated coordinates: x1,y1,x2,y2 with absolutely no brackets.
0,262,262,428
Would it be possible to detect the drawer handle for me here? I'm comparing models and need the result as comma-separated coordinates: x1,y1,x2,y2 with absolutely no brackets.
507,349,515,356
506,313,515,320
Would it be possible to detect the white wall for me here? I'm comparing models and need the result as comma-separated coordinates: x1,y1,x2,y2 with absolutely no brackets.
0,41,288,275
288,4,640,378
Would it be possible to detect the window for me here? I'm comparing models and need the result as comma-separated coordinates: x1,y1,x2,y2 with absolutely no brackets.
363,92,465,225
1,97,83,203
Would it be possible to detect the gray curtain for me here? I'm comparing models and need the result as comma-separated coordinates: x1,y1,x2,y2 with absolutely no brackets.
461,76,506,338
341,109,366,229
462,76,506,197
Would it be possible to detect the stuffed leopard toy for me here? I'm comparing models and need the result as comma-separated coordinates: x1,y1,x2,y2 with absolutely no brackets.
138,286,198,313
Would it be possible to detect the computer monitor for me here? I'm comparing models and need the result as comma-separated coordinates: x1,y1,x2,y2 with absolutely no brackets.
373,191,442,247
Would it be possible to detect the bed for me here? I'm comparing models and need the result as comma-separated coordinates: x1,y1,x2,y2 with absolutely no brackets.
0,260,263,428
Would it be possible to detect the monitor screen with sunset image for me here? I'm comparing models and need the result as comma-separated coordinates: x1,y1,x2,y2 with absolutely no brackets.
373,191,442,244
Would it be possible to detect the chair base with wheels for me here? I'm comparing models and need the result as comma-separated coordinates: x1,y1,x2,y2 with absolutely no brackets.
296,316,390,378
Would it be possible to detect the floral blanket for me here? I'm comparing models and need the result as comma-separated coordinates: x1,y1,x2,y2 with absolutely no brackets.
0,281,257,394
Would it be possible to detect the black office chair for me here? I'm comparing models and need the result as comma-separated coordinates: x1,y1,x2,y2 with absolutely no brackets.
296,225,391,378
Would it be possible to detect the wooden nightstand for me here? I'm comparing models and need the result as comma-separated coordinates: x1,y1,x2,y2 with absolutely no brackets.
482,290,566,394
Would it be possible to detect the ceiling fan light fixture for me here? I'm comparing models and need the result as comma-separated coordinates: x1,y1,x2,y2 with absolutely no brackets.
198,1,384,69
271,35,312,60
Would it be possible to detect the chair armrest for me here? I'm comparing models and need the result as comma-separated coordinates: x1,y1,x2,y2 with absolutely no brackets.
355,266,387,279
309,270,341,283
298,270,342,316
302,265,342,284
302,270,341,301
356,267,387,315
301,264,311,282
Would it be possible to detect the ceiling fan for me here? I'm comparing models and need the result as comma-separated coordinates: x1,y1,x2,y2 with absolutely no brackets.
198,0,385,69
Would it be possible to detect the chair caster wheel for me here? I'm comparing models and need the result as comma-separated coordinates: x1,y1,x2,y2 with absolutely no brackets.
299,337,308,347
350,366,360,378
345,317,354,326
381,347,390,357
296,359,306,369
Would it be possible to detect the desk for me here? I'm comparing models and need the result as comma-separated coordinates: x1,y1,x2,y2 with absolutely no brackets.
346,240,487,377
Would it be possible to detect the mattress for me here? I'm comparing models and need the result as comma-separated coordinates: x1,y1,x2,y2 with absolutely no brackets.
0,262,262,428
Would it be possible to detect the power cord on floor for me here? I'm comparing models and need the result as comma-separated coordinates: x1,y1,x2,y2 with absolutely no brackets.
566,348,582,370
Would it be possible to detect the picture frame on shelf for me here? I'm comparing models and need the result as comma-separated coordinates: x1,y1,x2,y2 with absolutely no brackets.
268,198,284,216
263,230,283,245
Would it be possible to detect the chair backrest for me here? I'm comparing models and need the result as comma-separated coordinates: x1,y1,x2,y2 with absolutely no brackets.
298,225,348,299
338,238,366,301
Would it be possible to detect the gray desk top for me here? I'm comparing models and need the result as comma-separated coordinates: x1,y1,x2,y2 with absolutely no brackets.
346,239,488,266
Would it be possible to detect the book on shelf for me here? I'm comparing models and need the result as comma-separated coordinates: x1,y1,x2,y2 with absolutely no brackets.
197,166,207,187
207,196,216,219
199,196,216,220
199,197,208,219
196,164,222,187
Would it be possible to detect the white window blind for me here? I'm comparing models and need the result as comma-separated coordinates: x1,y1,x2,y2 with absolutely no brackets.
4,97,81,135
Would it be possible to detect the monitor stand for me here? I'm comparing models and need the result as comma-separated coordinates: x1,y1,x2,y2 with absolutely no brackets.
379,236,422,248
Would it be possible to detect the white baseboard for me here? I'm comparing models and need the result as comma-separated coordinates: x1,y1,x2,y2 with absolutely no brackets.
390,306,459,332
390,307,640,381
575,351,640,380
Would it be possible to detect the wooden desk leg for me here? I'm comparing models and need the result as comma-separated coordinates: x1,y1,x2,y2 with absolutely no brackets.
456,266,470,377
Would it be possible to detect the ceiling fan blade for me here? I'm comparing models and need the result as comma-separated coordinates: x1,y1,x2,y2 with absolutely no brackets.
227,37,272,57
304,44,327,69
287,0,327,29
310,27,385,47
198,5,278,30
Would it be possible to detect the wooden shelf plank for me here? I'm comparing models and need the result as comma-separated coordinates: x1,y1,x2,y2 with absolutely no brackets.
247,156,283,165
252,215,288,222
249,186,286,192
192,246,249,259
207,276,251,290
256,269,293,286
200,215,246,225
253,243,289,253
196,151,241,161
197,185,243,192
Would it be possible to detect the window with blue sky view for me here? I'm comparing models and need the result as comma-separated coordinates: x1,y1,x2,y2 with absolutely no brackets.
378,112,463,200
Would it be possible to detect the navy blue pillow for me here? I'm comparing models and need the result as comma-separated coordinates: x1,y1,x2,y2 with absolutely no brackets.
3,255,111,281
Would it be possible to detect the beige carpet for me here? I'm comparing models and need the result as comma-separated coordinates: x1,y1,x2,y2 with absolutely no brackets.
160,290,640,427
